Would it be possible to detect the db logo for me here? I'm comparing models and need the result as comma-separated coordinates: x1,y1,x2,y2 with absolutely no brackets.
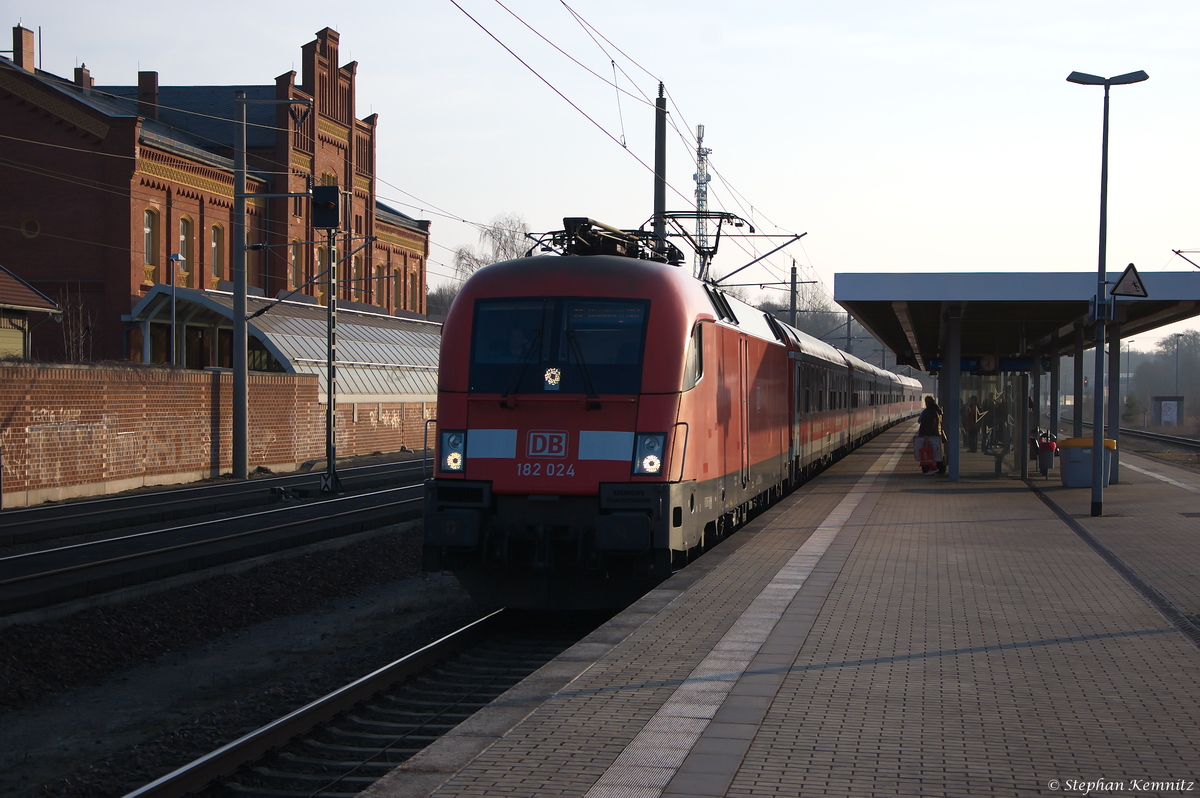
527,430,568,458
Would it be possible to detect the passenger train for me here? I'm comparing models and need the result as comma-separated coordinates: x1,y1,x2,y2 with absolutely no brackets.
424,219,922,610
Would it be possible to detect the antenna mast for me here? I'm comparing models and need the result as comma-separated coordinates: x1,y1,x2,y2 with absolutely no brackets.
693,124,712,276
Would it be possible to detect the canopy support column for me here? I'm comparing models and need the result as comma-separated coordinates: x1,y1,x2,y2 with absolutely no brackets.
1073,326,1085,438
1108,321,1121,483
945,307,961,482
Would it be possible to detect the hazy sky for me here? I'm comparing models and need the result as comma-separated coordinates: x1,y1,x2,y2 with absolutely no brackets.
11,0,1200,348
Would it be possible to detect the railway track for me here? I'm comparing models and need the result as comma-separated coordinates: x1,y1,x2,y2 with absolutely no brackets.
0,483,424,617
123,609,601,798
1061,418,1200,451
0,458,426,547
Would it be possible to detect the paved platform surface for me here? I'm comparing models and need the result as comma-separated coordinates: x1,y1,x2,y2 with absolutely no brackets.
365,424,1200,798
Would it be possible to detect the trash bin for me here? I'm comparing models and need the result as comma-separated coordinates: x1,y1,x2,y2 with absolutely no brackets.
1058,437,1115,488
1037,440,1057,477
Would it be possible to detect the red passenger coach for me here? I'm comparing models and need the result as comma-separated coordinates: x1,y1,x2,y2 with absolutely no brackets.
424,220,920,610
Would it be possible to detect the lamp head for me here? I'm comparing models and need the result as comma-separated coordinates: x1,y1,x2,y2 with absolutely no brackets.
1067,70,1148,86
1109,70,1149,85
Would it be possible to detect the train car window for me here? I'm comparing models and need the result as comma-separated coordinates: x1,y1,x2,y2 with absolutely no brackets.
683,322,704,391
469,297,648,395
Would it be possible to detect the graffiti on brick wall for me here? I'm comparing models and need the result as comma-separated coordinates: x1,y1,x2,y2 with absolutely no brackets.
0,364,431,502
252,431,278,465
31,408,83,424
379,408,404,430
1,412,145,492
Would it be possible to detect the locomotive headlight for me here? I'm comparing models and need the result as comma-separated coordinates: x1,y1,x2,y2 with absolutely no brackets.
441,430,466,473
632,433,667,475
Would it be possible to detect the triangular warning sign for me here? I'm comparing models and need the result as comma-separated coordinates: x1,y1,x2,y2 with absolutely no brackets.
1111,263,1148,298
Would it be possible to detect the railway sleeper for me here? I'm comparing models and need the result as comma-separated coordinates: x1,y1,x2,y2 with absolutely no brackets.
301,738,422,757
247,766,379,785
345,714,461,733
322,727,444,744
275,752,403,771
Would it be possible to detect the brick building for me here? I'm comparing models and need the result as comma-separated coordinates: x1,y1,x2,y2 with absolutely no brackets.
0,25,430,364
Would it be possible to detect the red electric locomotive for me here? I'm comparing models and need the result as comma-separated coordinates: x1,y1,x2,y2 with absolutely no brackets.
424,219,920,610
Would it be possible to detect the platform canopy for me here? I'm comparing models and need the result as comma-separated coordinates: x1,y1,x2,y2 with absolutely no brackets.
835,271,1200,371
125,285,440,402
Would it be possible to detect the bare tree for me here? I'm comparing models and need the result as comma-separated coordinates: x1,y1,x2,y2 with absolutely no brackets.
58,284,94,363
756,284,843,342
425,283,460,320
453,213,534,279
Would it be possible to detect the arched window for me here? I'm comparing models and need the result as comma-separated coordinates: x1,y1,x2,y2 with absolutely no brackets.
317,246,329,305
143,209,160,283
394,269,404,310
410,272,419,312
291,241,303,289
177,217,193,287
375,265,385,307
211,225,225,285
353,255,364,300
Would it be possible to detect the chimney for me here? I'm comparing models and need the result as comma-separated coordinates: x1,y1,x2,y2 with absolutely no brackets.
138,70,159,120
12,26,35,71
74,64,93,89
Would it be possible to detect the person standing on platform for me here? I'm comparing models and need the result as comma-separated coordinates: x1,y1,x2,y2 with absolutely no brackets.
981,392,996,453
916,395,946,475
993,390,1011,454
963,395,982,453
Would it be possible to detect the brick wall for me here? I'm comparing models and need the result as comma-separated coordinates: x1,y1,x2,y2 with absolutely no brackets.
0,363,436,507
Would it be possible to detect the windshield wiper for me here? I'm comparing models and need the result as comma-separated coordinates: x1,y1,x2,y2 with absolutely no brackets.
501,329,542,401
567,331,601,406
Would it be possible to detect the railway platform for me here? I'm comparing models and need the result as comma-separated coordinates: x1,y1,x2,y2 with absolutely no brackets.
364,422,1200,798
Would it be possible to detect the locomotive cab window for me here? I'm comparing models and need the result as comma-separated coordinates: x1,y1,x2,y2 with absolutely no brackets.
682,322,704,391
469,297,649,395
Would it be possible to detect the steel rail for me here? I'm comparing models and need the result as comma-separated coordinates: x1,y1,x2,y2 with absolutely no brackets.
120,610,506,798
1065,418,1200,449
0,460,420,520
0,459,426,545
0,478,422,566
0,485,421,589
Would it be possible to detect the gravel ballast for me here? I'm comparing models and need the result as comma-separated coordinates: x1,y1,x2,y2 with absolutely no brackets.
0,524,486,797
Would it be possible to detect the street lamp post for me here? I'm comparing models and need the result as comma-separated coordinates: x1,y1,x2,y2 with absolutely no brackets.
1067,68,1148,517
168,253,184,367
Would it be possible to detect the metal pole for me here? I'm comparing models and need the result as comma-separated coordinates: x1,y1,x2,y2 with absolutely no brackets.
1108,318,1121,483
653,83,666,255
1090,83,1111,517
170,260,176,367
1073,326,1085,438
1049,332,1061,440
323,228,342,494
1019,372,1030,480
1033,350,1043,434
1175,334,1181,395
945,308,961,481
232,91,248,480
789,261,797,328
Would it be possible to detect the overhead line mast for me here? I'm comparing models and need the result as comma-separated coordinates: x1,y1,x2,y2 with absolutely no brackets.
694,124,712,277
